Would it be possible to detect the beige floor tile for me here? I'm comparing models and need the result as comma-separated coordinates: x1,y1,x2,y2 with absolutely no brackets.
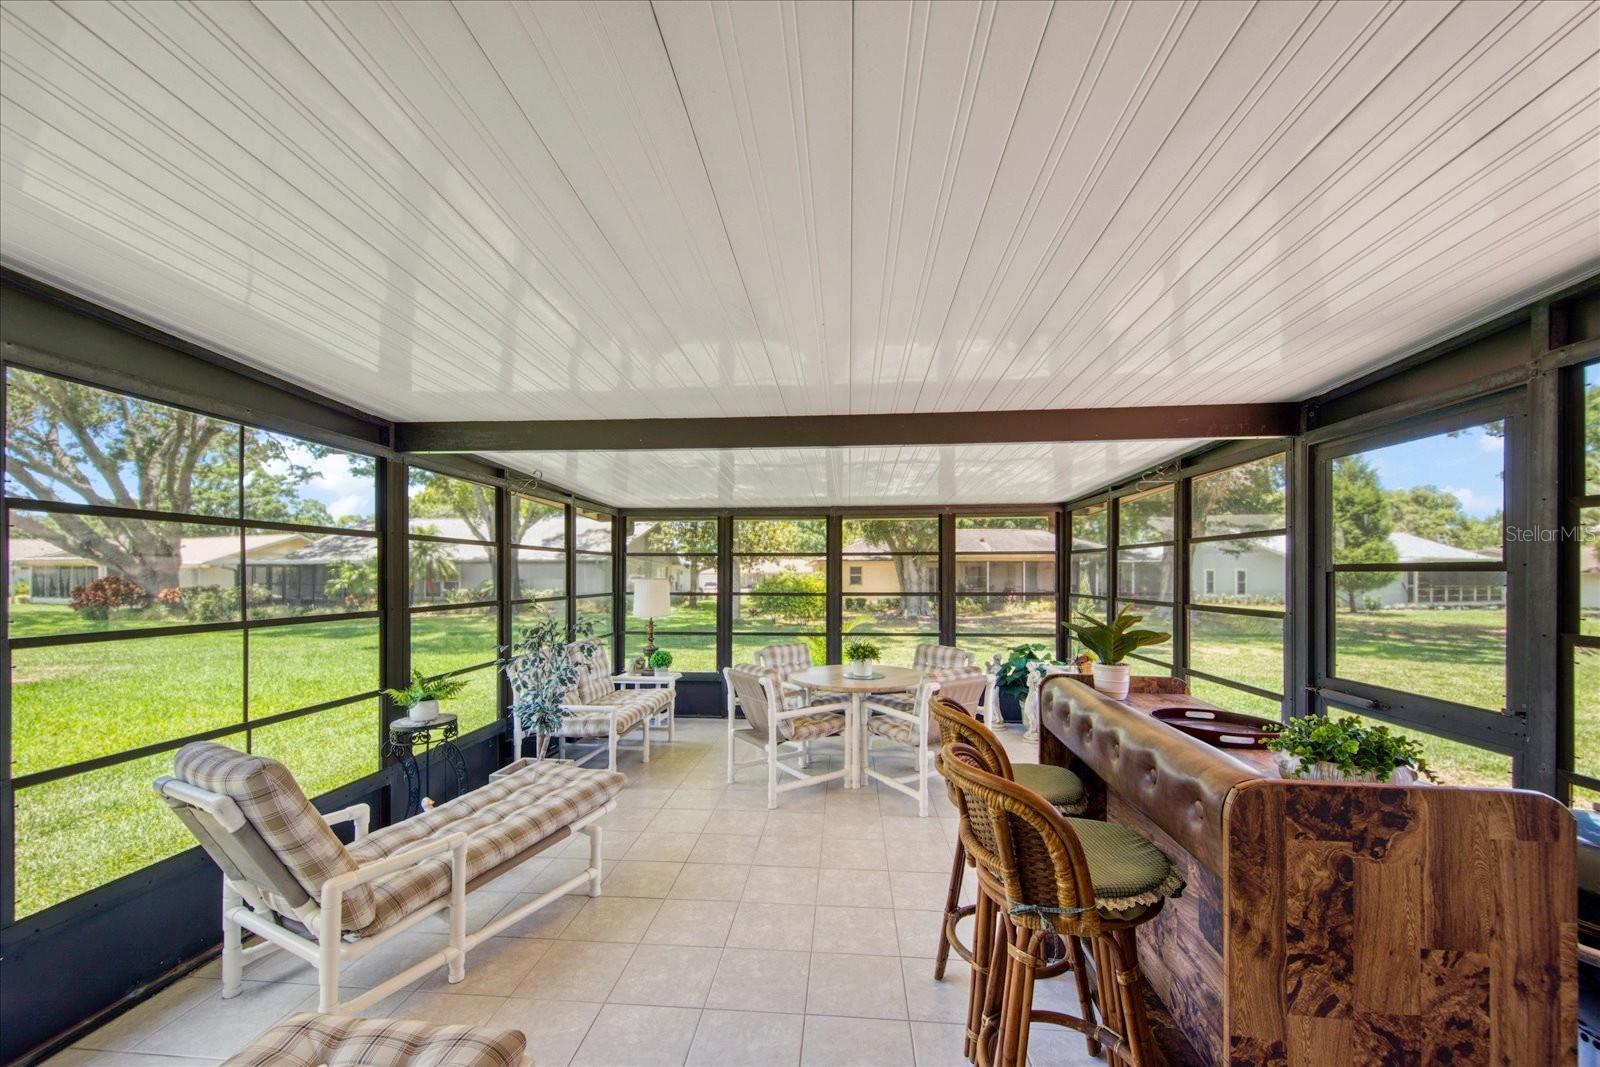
816,867,893,908
560,895,663,943
883,837,952,873
570,1004,701,1067
625,831,702,863
813,906,904,956
880,816,948,844
74,978,221,1051
487,997,602,1067
764,812,825,838
131,980,314,1060
910,1021,969,1067
751,834,823,868
823,790,881,815
48,1052,220,1066
388,990,505,1026
647,807,714,834
823,811,886,840
805,953,909,1020
668,863,750,901
688,1008,804,1066
603,860,686,898
496,892,588,939
725,901,816,952
615,788,677,811
687,833,761,865
417,889,518,935
743,865,820,905
697,809,768,836
518,858,605,898
661,788,726,810
643,898,737,947
416,935,551,996
1022,1022,1103,1067
800,1015,914,1067
704,947,810,1015
552,830,637,859
889,870,960,912
607,943,723,1008
900,958,970,1023
512,940,636,1003
819,835,889,870
598,806,660,832
894,909,944,958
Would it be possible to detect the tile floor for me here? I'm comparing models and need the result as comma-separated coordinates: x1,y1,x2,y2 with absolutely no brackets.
47,718,1100,1067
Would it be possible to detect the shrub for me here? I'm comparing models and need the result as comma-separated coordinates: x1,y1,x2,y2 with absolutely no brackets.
746,571,825,621
185,584,274,622
155,587,184,612
70,576,147,619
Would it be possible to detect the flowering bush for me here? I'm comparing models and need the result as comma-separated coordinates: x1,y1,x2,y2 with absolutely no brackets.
156,587,184,610
69,576,148,619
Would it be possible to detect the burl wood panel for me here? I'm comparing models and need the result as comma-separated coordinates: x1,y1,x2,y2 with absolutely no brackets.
1224,780,1577,1066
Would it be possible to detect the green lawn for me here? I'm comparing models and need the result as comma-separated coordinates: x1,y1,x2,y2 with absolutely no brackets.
9,602,499,917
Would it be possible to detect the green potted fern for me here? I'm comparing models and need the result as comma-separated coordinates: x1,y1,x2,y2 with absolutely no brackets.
1061,605,1170,699
382,669,470,723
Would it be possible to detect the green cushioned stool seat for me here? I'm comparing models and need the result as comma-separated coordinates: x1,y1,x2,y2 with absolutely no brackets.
1063,817,1185,913
1013,762,1088,814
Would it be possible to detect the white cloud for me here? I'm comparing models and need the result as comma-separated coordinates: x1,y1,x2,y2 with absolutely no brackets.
1445,485,1498,517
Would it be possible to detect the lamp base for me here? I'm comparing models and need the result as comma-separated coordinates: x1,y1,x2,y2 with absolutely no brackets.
641,640,658,676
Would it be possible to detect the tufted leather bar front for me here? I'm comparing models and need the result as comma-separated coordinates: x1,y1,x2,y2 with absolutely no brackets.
1040,676,1257,876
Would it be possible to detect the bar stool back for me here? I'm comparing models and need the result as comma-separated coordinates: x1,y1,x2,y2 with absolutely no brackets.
926,698,1087,981
938,741,1184,1067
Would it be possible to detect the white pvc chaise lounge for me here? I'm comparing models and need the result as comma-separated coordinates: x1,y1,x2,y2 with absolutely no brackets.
224,1012,528,1067
156,742,624,1014
512,640,668,770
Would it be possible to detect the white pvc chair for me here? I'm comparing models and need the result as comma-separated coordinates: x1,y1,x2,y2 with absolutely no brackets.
863,680,941,816
723,666,851,808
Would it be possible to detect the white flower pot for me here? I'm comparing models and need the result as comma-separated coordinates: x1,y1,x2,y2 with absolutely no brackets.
410,699,441,723
1271,752,1417,785
846,659,875,679
1092,663,1131,699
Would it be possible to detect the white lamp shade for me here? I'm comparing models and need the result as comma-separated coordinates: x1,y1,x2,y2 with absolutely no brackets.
631,578,672,619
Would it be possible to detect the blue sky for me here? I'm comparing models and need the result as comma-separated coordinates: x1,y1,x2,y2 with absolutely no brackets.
1361,424,1504,518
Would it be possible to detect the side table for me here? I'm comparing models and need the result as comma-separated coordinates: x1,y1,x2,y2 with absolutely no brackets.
386,713,467,818
612,670,680,743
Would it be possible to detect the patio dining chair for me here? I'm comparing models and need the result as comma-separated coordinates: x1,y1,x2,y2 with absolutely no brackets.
724,665,851,807
756,640,817,703
911,642,1000,724
863,670,990,816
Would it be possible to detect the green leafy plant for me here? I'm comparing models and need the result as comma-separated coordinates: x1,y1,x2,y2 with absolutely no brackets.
501,616,599,758
382,668,470,710
1266,714,1436,782
996,642,1063,702
845,638,882,663
747,571,826,620
1062,605,1170,665
649,649,673,670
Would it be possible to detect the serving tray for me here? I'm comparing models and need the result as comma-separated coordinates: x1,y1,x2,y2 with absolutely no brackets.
1151,706,1282,749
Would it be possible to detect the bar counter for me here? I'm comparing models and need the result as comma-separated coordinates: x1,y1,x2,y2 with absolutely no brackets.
1037,676,1576,1066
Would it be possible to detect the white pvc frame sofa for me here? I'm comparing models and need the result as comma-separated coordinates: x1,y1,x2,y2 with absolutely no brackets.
157,741,623,1014
511,641,668,770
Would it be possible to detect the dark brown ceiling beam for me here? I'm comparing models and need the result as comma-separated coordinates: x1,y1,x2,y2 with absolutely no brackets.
395,403,1299,453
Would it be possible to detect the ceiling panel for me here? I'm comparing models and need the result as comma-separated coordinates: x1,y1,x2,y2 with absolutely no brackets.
2,0,1596,508
483,439,1206,509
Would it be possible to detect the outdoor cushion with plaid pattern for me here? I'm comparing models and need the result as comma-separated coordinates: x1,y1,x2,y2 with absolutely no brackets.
223,1011,525,1067
912,644,975,670
558,687,667,738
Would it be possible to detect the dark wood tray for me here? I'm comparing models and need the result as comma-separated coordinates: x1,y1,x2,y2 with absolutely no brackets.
1151,706,1282,749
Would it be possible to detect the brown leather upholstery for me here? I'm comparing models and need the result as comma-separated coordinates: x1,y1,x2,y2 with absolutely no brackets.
1040,678,1257,875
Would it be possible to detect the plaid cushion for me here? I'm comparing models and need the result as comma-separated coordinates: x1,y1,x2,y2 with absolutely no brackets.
558,689,664,739
757,642,812,678
173,742,377,931
572,642,615,705
931,671,989,708
782,711,846,742
913,644,974,670
223,1011,526,1067
349,760,624,934
868,714,938,746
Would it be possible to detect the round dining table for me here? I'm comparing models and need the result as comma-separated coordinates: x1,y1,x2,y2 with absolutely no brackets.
787,664,926,788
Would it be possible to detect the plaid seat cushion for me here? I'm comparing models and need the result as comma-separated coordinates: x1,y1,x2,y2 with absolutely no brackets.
867,713,938,747
223,1011,526,1067
929,670,989,708
781,711,846,742
913,644,974,670
558,688,666,737
757,642,812,678
348,760,624,934
569,642,615,705
173,742,377,931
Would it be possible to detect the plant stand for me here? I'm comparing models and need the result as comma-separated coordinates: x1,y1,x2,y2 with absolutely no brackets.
386,713,467,817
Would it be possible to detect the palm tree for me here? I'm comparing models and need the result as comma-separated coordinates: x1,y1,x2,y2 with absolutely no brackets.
323,560,377,608
409,527,460,599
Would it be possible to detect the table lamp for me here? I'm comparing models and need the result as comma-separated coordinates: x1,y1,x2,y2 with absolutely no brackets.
631,578,672,672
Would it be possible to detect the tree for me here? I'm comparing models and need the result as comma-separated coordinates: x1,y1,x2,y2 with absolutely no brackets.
5,370,366,594
630,520,717,597
324,559,378,607
408,527,460,594
1331,456,1397,612
410,470,503,542
847,519,937,618
1385,485,1501,550
1588,383,1600,492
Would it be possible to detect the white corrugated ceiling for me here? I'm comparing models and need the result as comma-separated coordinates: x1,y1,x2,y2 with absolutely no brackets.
2,0,1597,506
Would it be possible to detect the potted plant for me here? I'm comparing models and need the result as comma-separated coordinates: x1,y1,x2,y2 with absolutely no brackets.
845,638,882,679
501,615,598,759
382,669,470,723
1062,605,1170,699
994,642,1065,724
648,649,674,675
1266,714,1436,784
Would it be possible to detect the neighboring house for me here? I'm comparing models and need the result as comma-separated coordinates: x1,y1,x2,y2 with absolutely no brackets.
840,529,1056,597
11,532,314,603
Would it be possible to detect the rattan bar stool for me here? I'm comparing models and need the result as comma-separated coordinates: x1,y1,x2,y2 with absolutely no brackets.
927,698,1087,982
937,741,1184,1067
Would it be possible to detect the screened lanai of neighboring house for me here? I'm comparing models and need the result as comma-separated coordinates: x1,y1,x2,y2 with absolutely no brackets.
1,2,1597,1066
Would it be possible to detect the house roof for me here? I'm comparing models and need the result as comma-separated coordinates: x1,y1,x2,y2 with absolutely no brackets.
8,532,309,567
841,528,1057,557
